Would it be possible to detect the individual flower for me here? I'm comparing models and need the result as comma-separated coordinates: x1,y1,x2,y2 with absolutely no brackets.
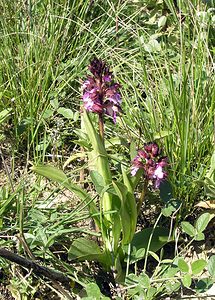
82,58,121,123
131,142,168,188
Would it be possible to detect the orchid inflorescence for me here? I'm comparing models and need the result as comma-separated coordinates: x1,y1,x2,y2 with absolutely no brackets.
82,57,121,123
131,142,168,188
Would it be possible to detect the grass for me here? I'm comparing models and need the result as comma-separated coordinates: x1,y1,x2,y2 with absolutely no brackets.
0,0,214,298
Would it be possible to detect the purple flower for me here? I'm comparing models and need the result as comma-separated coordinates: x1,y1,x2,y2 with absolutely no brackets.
82,58,121,123
131,142,168,189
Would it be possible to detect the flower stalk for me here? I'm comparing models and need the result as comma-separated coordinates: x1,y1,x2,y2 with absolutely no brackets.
98,113,104,140
137,179,148,216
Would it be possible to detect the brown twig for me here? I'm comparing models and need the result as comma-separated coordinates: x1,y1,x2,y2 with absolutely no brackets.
0,248,71,289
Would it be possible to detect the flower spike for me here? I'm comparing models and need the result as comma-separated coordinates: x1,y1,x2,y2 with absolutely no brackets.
82,58,121,123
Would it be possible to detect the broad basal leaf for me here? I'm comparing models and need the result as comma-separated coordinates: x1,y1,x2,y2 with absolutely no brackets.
68,238,108,265
125,227,171,263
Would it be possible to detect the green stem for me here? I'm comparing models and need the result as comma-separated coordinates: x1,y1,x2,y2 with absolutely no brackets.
137,179,148,215
143,212,162,272
98,113,104,140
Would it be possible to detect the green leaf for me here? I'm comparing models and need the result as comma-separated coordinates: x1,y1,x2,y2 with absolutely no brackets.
73,111,79,122
50,98,59,109
195,278,213,293
126,227,171,263
139,272,150,288
57,107,74,119
162,200,181,217
146,287,157,299
153,130,172,139
158,15,167,28
191,259,207,275
85,283,102,299
159,181,173,203
130,168,144,190
90,171,105,194
181,221,196,237
0,195,17,217
162,265,179,278
165,281,181,293
31,165,99,225
182,273,192,288
43,108,54,119
148,251,160,262
195,213,211,233
208,255,215,278
82,111,112,220
63,152,86,169
144,39,161,53
206,151,215,179
32,165,86,200
112,181,132,244
0,108,12,124
68,238,108,265
194,232,205,241
178,258,189,273
129,141,137,160
121,168,137,241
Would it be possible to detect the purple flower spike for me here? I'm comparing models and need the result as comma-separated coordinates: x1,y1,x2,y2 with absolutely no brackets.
82,58,121,123
131,142,168,189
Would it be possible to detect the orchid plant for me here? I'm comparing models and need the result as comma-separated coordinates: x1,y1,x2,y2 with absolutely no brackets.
32,58,170,281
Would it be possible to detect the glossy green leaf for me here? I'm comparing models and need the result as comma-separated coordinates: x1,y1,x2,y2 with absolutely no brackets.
57,107,74,119
178,258,189,273
85,283,102,299
139,272,150,288
194,232,205,241
90,171,105,194
162,200,180,217
129,141,137,160
126,227,171,263
63,152,86,169
191,259,207,275
182,273,192,288
204,177,215,198
112,181,131,244
162,265,179,278
68,238,108,265
181,221,196,237
195,213,211,233
148,251,160,262
50,98,59,109
158,15,167,28
112,203,122,253
121,168,137,241
165,281,181,293
195,278,213,293
32,165,87,200
208,255,215,278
